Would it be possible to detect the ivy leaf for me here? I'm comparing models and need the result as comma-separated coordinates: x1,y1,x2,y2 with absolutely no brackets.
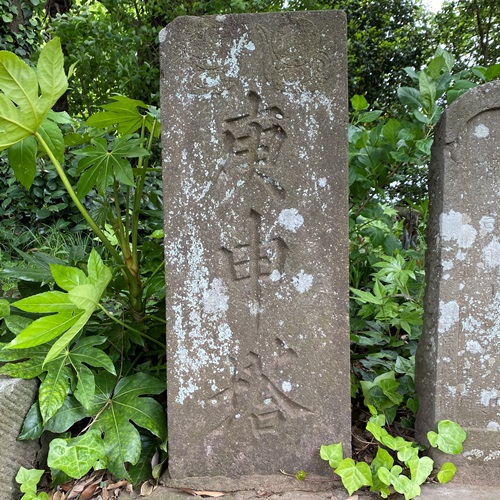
334,458,372,496
5,250,111,364
378,466,421,500
437,462,457,483
16,467,47,498
427,420,467,454
48,429,106,479
320,443,343,469
89,371,167,480
74,135,148,198
408,455,434,485
370,447,393,497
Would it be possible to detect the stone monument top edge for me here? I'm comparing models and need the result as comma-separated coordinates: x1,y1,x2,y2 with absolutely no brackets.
442,80,500,143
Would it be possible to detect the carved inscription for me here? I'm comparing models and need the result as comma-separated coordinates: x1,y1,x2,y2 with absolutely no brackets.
222,209,287,331
209,341,313,439
212,91,287,198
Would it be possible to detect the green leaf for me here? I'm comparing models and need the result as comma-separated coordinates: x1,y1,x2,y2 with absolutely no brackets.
86,95,151,135
74,135,147,197
437,462,456,483
378,466,421,500
47,429,106,479
16,467,45,496
397,87,421,110
320,443,343,468
485,64,500,82
38,118,65,162
0,38,67,152
74,363,96,410
50,264,89,291
334,458,372,496
359,110,383,123
7,136,37,189
427,420,467,455
128,431,162,485
0,343,48,379
18,402,44,441
419,71,436,112
39,364,72,422
0,299,10,318
5,250,112,363
44,396,89,434
408,455,434,485
351,94,369,111
370,447,393,497
90,372,167,480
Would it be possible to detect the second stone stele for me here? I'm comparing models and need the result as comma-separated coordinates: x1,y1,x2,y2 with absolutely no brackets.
160,10,350,488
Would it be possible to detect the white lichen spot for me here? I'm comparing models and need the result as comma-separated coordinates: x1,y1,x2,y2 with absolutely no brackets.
474,124,490,138
487,421,500,431
263,398,272,405
292,270,313,293
269,270,281,282
443,260,454,271
481,388,498,407
465,339,483,354
282,381,292,393
318,177,327,188
480,216,495,233
438,300,459,332
463,449,485,460
483,239,500,268
159,28,167,44
202,278,229,314
278,208,304,232
485,451,500,461
440,210,477,248
215,15,226,21
245,41,255,51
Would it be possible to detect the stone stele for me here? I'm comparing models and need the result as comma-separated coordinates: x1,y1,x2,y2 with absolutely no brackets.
160,11,350,484
0,376,40,500
416,81,500,484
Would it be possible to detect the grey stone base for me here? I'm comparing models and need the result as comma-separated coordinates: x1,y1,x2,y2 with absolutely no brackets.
418,483,500,499
0,376,40,500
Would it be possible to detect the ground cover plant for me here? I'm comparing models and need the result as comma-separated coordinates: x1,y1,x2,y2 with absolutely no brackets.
0,4,499,498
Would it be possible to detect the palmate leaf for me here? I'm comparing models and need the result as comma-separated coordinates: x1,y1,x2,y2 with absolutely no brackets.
5,249,112,364
74,135,148,198
86,95,160,137
0,38,68,187
89,371,167,480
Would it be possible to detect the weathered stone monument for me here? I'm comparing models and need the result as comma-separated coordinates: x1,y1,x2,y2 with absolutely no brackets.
0,376,40,499
416,81,500,484
160,11,350,487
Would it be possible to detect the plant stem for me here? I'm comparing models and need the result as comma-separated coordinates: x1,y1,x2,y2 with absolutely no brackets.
97,303,165,349
34,131,125,267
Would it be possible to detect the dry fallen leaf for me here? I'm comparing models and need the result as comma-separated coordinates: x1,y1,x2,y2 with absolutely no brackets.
180,488,225,497
139,481,156,496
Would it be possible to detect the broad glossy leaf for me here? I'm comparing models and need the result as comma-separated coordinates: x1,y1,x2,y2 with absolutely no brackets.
74,363,96,410
50,264,89,291
128,431,160,485
7,136,37,189
370,447,393,497
13,291,75,313
397,87,421,110
45,396,89,434
48,429,106,479
0,342,49,378
18,402,44,441
335,458,372,496
39,364,73,422
0,38,67,156
90,371,167,480
0,299,9,318
38,118,65,162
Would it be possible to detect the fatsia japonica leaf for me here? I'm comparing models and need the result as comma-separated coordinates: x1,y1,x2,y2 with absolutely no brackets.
0,343,49,379
4,250,112,364
0,38,68,187
86,95,154,135
74,135,148,198
89,371,167,480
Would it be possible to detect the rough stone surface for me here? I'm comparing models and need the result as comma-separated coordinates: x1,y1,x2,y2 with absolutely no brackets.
417,482,500,499
0,376,40,500
160,11,350,484
415,81,500,484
